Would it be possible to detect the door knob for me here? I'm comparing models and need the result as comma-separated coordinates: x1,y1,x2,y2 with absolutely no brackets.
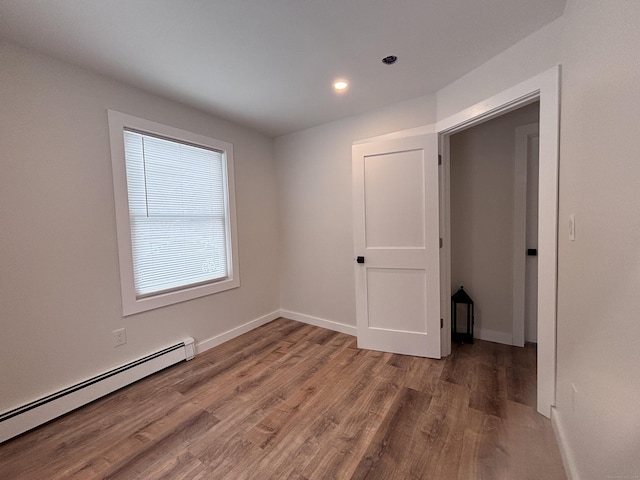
356,256,365,264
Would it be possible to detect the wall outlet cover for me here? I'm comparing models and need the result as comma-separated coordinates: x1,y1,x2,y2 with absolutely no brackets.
113,328,127,347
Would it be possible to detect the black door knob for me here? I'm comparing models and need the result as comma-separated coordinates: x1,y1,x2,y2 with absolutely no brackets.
356,256,365,264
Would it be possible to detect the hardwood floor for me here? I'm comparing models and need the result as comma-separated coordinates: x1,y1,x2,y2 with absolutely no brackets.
0,318,566,479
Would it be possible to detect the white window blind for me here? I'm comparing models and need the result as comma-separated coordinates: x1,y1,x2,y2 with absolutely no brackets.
123,129,229,298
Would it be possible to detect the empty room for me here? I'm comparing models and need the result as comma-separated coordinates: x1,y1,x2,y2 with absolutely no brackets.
1,1,639,479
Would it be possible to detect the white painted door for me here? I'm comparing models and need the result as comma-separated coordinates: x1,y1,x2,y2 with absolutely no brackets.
352,134,441,358
525,129,539,343
513,123,539,347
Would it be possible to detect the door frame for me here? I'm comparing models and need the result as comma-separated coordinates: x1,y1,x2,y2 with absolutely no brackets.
438,66,560,417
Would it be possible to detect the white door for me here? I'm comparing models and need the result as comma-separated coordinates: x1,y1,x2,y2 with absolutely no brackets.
513,123,539,346
352,134,441,358
525,128,539,343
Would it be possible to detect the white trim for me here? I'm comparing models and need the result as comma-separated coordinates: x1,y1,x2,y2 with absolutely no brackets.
513,123,539,347
551,408,577,480
534,67,560,418
474,328,513,346
107,110,241,316
353,123,436,145
280,310,357,336
195,310,281,354
436,83,540,134
437,66,560,418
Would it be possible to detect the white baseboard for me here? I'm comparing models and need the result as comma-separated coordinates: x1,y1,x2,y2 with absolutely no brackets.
474,327,513,346
551,407,579,480
279,310,357,336
195,310,281,354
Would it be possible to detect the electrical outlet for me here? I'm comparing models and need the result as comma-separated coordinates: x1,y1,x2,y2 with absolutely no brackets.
113,328,127,347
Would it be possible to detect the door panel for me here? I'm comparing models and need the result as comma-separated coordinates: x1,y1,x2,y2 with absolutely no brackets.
367,268,427,333
353,134,440,358
364,150,425,248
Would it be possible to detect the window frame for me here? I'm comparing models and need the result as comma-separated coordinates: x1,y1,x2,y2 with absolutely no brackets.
108,110,240,316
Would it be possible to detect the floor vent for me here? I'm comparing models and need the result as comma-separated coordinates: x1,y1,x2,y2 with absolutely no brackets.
0,337,195,444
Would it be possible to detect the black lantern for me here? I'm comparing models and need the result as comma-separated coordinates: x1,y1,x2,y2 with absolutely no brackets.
451,286,474,344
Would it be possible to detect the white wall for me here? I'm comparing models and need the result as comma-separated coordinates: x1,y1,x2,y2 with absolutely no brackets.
450,102,539,343
553,1,640,478
437,16,563,121
0,43,280,411
275,95,436,328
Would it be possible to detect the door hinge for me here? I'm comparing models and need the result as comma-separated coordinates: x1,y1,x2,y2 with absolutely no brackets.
441,318,444,328
439,238,443,248
438,154,442,165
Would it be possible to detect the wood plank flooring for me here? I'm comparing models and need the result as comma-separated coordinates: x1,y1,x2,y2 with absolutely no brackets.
0,318,566,479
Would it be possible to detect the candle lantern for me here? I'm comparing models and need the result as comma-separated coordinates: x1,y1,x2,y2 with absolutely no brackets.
451,286,474,344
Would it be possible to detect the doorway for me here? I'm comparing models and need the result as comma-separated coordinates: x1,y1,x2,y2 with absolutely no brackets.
448,102,539,346
352,66,559,417
437,66,560,417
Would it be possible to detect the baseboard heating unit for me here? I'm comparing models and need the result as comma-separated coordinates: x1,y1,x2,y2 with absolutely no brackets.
0,337,195,444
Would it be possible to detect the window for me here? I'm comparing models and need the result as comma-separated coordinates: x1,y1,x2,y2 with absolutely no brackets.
108,110,239,315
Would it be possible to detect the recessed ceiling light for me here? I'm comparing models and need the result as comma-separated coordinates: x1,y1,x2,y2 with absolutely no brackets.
333,80,349,91
382,55,398,65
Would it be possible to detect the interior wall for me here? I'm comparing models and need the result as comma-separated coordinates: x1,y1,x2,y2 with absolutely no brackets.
553,1,640,478
450,102,539,344
0,42,280,411
436,16,563,120
275,95,436,328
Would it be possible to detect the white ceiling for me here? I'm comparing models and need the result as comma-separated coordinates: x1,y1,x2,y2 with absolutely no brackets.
0,0,566,137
